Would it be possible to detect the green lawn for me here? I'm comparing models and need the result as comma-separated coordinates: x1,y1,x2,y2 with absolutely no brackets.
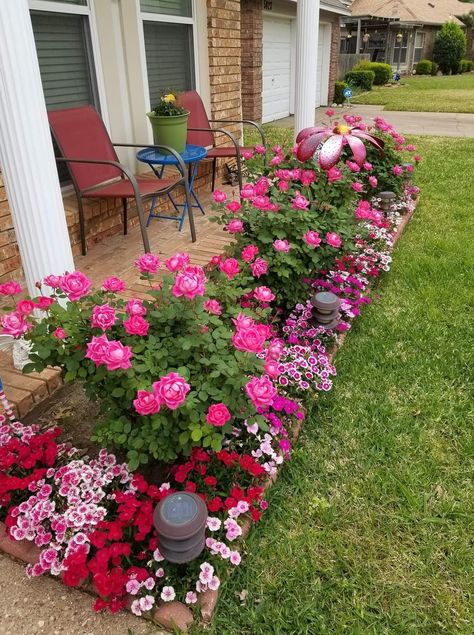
352,73,474,112
192,138,474,634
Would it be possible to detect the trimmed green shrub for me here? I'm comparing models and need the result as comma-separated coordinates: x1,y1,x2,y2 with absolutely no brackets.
415,59,433,75
354,61,392,85
433,21,466,74
334,80,349,104
431,61,439,76
460,59,473,72
345,70,375,91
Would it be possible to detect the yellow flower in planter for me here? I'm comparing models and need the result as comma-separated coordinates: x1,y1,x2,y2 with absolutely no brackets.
162,93,176,103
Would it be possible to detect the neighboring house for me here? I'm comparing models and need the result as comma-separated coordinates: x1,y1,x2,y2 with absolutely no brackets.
242,0,351,123
0,0,343,285
341,0,468,72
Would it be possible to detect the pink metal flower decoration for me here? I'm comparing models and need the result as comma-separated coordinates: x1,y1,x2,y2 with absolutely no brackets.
296,123,384,170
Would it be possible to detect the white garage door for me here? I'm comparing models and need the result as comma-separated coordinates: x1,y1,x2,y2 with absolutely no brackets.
316,32,324,106
263,16,292,123
316,23,330,107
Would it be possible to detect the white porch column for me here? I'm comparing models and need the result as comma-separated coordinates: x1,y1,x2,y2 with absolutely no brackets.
0,0,74,297
356,18,362,54
294,0,320,136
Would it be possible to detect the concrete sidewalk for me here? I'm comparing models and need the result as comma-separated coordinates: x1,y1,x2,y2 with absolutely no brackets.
275,105,474,137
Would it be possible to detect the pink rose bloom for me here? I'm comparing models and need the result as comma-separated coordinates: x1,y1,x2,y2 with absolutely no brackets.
252,195,271,210
133,390,160,416
241,245,259,262
226,201,241,214
219,258,240,280
123,315,149,336
233,313,254,330
209,255,222,266
16,300,35,316
232,326,267,354
102,277,126,293
0,281,22,296
392,165,403,176
406,144,416,152
414,155,422,163
278,180,289,192
245,376,277,409
254,286,275,303
254,177,271,196
264,359,280,378
240,183,255,199
53,327,66,340
43,275,61,289
103,340,133,371
172,265,206,300
326,232,342,248
1,312,30,337
165,252,190,272
250,258,268,278
325,108,335,117
126,298,146,317
91,303,117,331
135,253,160,274
406,164,414,173
346,161,361,173
226,219,244,234
153,372,190,410
241,149,254,160
270,155,283,166
291,193,310,210
304,231,321,247
206,403,231,427
352,182,364,192
254,144,266,155
203,299,222,315
35,296,54,310
273,239,290,253
301,170,316,186
368,176,378,188
327,167,342,183
85,334,110,365
212,190,227,203
60,271,92,301
363,162,373,171
266,338,284,360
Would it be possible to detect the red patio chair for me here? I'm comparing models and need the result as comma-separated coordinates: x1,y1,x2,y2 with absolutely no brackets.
179,91,266,191
48,105,194,256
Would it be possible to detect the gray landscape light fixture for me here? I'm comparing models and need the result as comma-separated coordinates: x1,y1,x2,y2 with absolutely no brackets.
378,191,396,210
153,492,208,563
311,291,341,330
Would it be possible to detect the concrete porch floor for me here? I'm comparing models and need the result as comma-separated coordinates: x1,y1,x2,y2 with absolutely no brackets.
1,184,234,418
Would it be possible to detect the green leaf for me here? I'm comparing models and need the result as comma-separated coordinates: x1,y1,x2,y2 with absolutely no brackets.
191,428,203,442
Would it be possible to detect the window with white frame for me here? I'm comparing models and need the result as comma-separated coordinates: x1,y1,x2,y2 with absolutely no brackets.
29,0,100,183
413,32,425,63
392,31,409,65
140,0,196,109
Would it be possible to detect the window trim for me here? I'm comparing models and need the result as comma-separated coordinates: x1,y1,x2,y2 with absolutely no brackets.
139,0,200,113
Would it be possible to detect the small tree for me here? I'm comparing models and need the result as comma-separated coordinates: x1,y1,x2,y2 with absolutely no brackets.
433,21,467,73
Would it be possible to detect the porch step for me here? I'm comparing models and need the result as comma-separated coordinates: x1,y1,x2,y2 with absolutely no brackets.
0,351,61,419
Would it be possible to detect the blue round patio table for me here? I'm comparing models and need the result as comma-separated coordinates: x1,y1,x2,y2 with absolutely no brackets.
136,144,208,231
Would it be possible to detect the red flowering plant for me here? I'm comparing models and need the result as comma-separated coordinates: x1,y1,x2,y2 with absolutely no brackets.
1,254,295,468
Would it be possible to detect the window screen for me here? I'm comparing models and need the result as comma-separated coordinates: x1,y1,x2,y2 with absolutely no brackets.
31,11,99,183
143,21,195,108
140,0,192,17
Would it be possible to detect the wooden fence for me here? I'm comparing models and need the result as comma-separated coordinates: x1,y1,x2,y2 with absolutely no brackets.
338,54,371,80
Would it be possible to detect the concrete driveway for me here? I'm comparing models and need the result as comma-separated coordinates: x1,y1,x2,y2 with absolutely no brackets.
275,105,474,137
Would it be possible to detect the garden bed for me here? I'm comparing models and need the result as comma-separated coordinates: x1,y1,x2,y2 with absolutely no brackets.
0,112,420,632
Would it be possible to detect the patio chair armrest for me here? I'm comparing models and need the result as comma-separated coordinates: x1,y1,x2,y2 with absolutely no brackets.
209,119,266,149
187,127,241,159
112,142,188,179
56,156,143,200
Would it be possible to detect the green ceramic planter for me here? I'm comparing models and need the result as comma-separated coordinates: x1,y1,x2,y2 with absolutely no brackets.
146,111,189,154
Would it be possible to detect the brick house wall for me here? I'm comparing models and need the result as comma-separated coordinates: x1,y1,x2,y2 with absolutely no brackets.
207,0,242,144
241,0,263,122
0,173,21,281
327,11,341,104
